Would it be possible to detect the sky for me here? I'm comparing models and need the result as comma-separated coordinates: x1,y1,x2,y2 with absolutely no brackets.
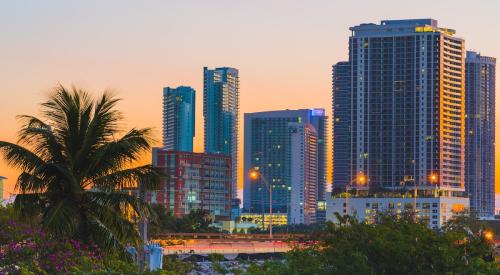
0,0,499,199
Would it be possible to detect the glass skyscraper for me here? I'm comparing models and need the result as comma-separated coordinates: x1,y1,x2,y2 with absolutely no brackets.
465,51,496,218
243,109,327,224
332,62,351,192
203,67,239,198
162,86,195,151
334,19,466,195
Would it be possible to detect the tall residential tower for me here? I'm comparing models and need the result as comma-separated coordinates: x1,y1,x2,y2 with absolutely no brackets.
465,51,496,218
332,62,351,192
329,19,468,228
203,67,239,198
162,86,195,151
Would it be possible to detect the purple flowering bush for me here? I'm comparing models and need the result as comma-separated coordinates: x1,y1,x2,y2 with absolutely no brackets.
0,218,139,274
0,219,101,273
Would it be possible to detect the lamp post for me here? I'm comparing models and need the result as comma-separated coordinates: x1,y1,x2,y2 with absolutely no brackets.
413,173,438,222
430,173,438,197
249,169,273,239
345,173,366,217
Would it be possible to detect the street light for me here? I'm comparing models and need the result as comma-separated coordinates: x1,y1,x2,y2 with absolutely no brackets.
345,173,367,217
484,230,494,242
249,168,273,239
413,173,439,222
429,173,438,197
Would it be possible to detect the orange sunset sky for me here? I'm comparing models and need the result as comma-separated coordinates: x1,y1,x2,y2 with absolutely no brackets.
1,0,499,199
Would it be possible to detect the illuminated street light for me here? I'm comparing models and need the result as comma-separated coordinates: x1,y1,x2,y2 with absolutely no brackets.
249,170,259,180
249,168,273,239
346,173,368,217
484,230,494,242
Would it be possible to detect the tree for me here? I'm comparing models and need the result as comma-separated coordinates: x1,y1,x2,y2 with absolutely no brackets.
149,204,220,234
257,213,498,274
0,85,160,254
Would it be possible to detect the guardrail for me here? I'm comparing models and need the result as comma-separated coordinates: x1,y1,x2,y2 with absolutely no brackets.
154,233,305,240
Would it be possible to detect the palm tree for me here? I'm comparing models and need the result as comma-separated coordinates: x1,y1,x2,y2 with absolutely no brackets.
0,85,160,253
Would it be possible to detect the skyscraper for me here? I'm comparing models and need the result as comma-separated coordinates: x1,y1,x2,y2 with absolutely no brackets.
465,51,496,218
336,18,465,192
332,62,351,192
290,123,318,224
243,109,327,224
162,86,195,151
203,67,239,198
329,19,468,228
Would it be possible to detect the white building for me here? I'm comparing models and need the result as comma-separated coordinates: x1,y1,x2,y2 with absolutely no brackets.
326,192,469,228
0,176,5,201
289,123,318,225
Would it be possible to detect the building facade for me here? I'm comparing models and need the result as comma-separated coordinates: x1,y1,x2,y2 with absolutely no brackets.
0,176,5,201
162,86,196,151
239,213,288,230
326,194,469,228
333,19,466,197
332,61,351,192
290,123,318,224
243,109,327,225
150,148,232,220
465,51,496,218
203,67,239,198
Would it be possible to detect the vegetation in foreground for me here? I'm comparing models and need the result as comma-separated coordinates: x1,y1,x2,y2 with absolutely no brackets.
245,213,499,275
149,204,220,236
0,85,160,255
0,86,497,274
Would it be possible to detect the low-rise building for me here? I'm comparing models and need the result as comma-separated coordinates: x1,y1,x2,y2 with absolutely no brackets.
0,176,5,201
239,212,288,229
150,148,232,220
326,192,469,228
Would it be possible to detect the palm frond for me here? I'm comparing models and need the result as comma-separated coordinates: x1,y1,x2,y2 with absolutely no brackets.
42,198,79,236
16,172,46,193
89,165,160,191
0,141,45,172
85,190,153,220
85,129,154,178
14,193,45,218
86,209,139,254
17,125,64,163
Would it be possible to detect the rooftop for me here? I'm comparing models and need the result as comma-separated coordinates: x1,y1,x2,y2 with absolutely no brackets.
350,18,457,37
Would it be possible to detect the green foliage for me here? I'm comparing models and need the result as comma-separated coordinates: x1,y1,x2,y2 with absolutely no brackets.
0,206,139,274
208,253,226,262
245,213,499,274
0,85,160,253
149,204,220,235
244,261,288,275
162,256,194,275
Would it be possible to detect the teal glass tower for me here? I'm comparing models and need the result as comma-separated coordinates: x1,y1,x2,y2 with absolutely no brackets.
243,109,327,224
162,86,195,151
203,67,239,198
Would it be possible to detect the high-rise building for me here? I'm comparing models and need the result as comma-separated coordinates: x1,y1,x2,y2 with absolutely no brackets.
290,123,318,224
203,67,239,198
332,62,351,192
150,148,232,220
162,86,195,151
465,51,496,218
329,19,468,228
337,18,466,193
243,109,327,225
